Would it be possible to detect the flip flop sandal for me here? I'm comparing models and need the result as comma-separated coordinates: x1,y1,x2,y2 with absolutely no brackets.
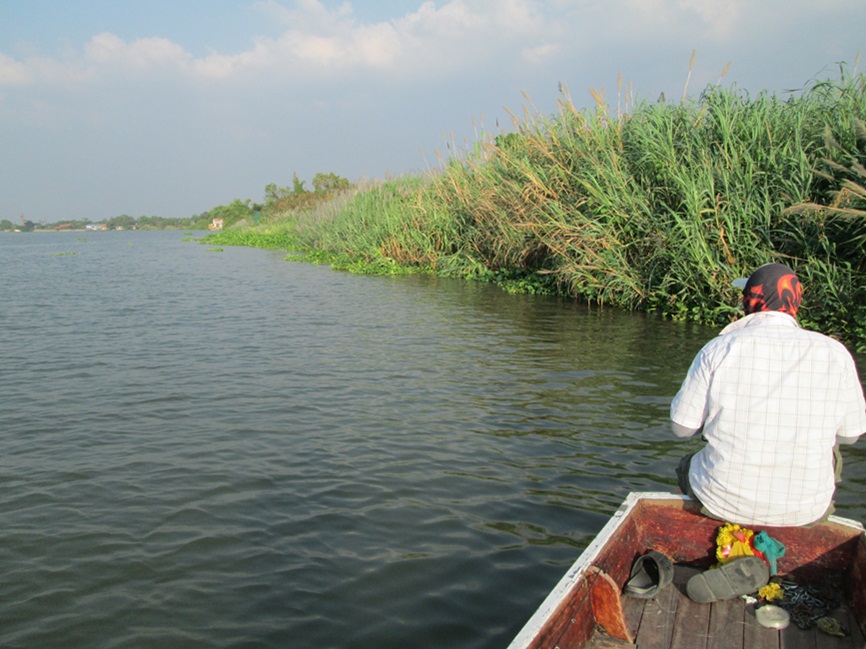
686,556,769,603
623,550,674,598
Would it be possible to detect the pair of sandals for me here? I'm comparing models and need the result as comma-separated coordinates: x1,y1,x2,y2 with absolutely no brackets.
624,550,769,603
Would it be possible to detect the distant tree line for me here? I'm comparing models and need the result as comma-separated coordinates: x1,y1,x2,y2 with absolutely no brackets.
1,172,351,233
0,214,207,232
0,219,35,232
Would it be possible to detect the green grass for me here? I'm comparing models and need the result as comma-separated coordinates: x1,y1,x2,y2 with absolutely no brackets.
197,66,866,350
202,221,301,250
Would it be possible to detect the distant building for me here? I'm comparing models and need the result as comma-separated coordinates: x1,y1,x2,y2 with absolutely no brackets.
209,218,224,231
85,223,107,230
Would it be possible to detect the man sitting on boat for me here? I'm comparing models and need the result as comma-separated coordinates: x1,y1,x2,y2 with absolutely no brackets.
670,263,866,527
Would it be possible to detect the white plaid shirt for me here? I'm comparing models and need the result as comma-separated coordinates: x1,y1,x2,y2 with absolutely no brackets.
671,311,866,526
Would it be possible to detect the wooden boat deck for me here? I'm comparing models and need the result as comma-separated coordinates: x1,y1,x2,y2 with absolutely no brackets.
510,494,866,649
588,564,866,649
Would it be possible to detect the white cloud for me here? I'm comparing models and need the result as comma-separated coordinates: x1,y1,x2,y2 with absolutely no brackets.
0,33,193,88
522,43,560,64
2,0,863,92
610,0,746,42
197,0,551,79
0,0,556,88
397,0,544,45
0,53,29,84
84,32,191,70
256,0,355,30
675,0,743,39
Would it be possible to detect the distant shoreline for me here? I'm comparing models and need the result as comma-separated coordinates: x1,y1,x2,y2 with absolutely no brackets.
1,227,202,234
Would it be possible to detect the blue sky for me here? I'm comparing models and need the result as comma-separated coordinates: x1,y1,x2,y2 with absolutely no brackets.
1,0,864,222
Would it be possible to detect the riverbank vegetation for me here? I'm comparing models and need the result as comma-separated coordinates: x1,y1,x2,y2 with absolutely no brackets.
206,66,866,350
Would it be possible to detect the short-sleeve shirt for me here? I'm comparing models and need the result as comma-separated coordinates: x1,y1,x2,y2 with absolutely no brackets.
670,311,866,526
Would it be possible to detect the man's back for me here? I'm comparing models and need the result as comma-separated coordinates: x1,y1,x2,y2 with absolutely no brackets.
672,311,865,525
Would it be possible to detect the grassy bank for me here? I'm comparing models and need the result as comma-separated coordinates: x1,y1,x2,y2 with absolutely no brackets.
205,67,866,350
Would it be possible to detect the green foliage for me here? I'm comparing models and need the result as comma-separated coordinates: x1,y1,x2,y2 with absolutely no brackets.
780,115,866,349
201,221,301,250
190,68,866,348
196,198,255,230
297,248,421,276
107,214,136,230
262,172,352,219
312,172,351,194
293,176,444,268
286,67,866,346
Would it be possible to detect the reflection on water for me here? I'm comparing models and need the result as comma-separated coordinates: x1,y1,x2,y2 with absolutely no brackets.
1,231,863,649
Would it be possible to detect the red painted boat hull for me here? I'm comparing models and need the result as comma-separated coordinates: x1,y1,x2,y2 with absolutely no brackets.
508,493,866,649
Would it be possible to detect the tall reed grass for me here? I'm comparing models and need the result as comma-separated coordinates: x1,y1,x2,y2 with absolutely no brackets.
208,66,866,349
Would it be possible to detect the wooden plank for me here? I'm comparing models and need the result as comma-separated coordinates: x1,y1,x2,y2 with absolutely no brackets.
743,604,781,649
620,589,645,637
849,534,866,639
634,500,864,576
670,594,710,649
633,500,720,565
524,579,595,649
667,565,710,649
807,608,866,649
706,598,746,649
763,519,861,585
778,624,816,649
846,603,866,648
630,573,678,649
593,516,646,589
585,633,637,648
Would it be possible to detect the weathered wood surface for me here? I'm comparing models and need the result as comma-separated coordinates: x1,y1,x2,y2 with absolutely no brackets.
587,567,632,643
509,493,866,649
618,564,866,649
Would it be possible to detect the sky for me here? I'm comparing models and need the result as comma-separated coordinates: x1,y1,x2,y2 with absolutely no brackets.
1,1,864,223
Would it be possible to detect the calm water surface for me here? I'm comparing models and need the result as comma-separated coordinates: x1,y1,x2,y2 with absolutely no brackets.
2,231,864,648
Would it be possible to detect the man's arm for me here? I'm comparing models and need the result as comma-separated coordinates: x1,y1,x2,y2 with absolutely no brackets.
836,349,866,445
670,346,711,438
672,421,701,438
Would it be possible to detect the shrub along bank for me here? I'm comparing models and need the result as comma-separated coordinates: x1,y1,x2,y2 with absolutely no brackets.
206,68,866,351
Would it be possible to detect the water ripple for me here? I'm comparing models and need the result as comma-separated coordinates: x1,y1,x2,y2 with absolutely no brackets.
1,232,863,649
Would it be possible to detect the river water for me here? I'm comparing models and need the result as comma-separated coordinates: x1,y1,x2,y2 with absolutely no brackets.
1,230,864,649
